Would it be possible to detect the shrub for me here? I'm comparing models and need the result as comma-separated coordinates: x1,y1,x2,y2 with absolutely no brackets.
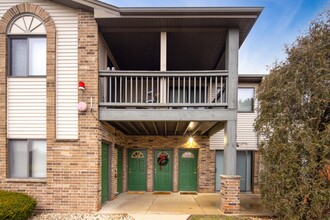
255,10,330,220
0,190,37,220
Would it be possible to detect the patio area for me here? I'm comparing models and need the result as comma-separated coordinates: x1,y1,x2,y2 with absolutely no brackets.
99,192,272,219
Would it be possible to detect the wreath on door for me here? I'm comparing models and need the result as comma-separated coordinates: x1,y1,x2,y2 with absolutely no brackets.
157,152,169,170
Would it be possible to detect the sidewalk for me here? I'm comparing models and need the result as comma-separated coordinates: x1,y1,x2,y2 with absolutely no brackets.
99,192,271,220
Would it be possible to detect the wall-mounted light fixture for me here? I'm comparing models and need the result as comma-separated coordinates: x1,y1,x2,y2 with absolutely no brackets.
189,136,194,145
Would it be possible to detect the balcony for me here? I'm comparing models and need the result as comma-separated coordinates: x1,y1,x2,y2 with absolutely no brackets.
99,70,228,109
98,70,236,136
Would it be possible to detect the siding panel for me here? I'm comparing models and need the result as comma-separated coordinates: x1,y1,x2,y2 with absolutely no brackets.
1,0,78,139
7,78,47,139
210,83,259,150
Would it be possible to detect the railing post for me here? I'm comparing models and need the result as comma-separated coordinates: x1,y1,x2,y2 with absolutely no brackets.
160,32,167,103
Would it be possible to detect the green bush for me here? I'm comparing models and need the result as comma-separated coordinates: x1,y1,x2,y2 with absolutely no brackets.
0,190,37,220
255,10,330,220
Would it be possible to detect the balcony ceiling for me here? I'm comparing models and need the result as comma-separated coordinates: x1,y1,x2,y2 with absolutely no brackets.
106,121,225,137
50,3,261,71
97,8,262,71
102,31,228,71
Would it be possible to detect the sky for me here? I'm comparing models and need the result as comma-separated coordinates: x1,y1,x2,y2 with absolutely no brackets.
100,0,329,74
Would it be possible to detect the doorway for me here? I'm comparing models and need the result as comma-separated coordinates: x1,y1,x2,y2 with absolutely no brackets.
237,150,253,192
154,150,173,191
179,149,198,191
128,149,147,191
101,143,110,204
215,150,253,192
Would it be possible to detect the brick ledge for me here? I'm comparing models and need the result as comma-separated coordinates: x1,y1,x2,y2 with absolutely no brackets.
220,175,241,179
5,178,46,183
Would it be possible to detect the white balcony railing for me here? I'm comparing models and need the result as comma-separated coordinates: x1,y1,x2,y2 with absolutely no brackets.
99,70,228,108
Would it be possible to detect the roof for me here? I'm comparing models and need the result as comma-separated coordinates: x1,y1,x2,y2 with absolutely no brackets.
50,0,118,12
238,74,266,83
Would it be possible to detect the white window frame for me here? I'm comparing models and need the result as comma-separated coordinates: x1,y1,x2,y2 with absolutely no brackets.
8,139,47,179
7,14,46,77
238,87,255,113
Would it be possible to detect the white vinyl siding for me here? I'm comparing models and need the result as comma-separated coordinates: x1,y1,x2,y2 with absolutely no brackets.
7,78,47,138
1,0,79,139
210,83,259,150
210,130,224,150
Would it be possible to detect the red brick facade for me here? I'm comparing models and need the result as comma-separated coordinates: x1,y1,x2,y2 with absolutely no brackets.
220,175,241,214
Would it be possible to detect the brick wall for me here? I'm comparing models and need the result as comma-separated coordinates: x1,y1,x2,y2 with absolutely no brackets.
0,5,105,212
220,175,241,214
99,122,127,200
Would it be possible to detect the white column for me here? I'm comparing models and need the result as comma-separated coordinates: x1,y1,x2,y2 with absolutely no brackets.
224,28,239,175
160,32,167,103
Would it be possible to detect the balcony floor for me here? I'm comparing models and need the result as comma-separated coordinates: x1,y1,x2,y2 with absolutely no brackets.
100,108,235,136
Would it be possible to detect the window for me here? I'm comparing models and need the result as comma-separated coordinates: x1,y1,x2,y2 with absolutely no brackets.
182,151,195,158
7,15,46,76
131,151,144,158
9,140,46,178
238,88,254,112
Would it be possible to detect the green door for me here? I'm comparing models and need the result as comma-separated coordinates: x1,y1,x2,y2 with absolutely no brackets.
101,143,109,204
117,148,123,193
179,149,198,191
128,149,147,191
154,150,173,191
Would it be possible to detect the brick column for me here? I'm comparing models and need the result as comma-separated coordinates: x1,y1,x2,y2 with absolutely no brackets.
220,175,241,214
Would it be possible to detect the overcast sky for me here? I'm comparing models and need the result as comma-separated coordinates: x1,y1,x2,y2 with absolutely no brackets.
100,0,329,74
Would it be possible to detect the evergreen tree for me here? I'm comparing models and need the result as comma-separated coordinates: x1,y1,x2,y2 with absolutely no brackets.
255,10,330,220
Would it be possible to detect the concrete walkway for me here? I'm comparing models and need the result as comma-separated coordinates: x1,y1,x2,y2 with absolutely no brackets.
99,192,271,220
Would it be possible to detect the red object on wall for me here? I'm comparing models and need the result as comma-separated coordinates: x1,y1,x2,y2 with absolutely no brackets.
79,81,85,90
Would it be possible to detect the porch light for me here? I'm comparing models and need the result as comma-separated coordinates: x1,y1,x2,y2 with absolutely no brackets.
189,137,194,145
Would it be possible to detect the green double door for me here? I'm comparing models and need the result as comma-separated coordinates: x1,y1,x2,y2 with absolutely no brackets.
128,149,147,191
179,149,198,191
154,150,173,191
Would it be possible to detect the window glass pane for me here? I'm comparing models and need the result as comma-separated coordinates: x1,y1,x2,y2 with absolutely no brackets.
238,88,254,112
29,38,46,76
11,39,27,76
30,140,46,177
10,140,28,178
